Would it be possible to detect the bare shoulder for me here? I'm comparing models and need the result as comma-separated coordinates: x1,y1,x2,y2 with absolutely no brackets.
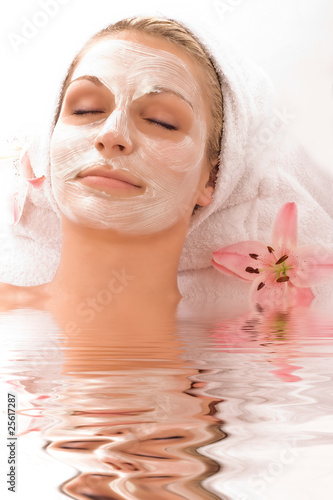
0,283,18,311
0,282,45,310
0,282,18,297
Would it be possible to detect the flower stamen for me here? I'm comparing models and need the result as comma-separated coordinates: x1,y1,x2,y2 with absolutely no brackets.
249,253,259,260
275,255,288,265
257,282,265,290
245,267,260,274
276,276,290,283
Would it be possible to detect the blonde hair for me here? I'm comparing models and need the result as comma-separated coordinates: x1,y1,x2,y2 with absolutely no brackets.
53,15,223,211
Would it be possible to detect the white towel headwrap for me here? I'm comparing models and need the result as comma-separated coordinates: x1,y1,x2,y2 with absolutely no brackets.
2,14,333,305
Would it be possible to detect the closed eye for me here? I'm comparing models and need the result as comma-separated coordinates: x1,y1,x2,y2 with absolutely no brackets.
72,110,178,131
72,109,105,115
146,119,178,131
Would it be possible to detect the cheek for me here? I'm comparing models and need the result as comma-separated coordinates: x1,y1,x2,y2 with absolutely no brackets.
50,122,101,180
136,121,207,181
139,136,199,172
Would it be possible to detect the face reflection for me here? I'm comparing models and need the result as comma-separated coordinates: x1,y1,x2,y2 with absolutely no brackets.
50,35,209,235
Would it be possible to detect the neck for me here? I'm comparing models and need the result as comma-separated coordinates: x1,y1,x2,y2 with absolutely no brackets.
44,218,186,317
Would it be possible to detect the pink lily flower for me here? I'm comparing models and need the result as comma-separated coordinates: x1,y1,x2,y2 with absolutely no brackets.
212,202,333,309
20,148,45,188
11,148,46,227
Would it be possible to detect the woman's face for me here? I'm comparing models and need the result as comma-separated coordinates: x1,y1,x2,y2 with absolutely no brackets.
50,31,212,235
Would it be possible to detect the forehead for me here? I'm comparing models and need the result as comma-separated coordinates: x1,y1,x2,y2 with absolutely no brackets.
70,36,204,110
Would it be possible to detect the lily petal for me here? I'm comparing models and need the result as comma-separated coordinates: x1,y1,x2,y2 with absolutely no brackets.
11,184,29,227
288,284,315,307
289,245,333,287
27,175,45,188
13,193,20,226
250,273,314,309
211,260,249,280
20,148,34,179
212,241,271,281
271,202,298,251
250,272,285,309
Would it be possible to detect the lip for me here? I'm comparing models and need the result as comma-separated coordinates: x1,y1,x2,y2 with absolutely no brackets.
77,167,142,188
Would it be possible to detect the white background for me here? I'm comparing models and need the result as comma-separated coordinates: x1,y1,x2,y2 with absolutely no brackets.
1,0,333,174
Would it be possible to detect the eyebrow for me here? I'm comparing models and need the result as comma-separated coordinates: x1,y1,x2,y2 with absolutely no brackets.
148,86,194,111
67,75,103,88
67,75,194,110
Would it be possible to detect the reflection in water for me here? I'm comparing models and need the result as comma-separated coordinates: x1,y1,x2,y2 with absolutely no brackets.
1,302,333,499
210,305,333,382
0,304,229,500
44,370,225,500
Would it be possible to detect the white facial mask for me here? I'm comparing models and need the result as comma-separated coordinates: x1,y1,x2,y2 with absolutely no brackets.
50,39,208,235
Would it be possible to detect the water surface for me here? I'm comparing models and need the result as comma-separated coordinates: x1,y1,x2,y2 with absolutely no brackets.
1,300,332,499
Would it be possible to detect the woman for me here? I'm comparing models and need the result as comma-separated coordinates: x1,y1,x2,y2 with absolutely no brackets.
2,14,333,320
1,15,224,331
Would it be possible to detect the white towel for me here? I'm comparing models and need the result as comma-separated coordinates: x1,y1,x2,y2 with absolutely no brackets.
1,12,333,305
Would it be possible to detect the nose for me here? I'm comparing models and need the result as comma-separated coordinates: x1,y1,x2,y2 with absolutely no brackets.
94,107,134,158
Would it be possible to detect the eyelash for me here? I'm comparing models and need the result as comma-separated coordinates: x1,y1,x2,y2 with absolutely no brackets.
72,110,178,131
72,109,104,115
146,119,178,131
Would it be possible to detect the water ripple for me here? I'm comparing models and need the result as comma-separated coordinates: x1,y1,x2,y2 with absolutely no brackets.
0,303,333,499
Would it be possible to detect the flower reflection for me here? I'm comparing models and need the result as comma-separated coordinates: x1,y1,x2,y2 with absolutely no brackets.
210,305,333,383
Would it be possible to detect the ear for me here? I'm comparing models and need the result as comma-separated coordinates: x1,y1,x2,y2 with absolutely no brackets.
195,161,219,208
196,185,215,207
